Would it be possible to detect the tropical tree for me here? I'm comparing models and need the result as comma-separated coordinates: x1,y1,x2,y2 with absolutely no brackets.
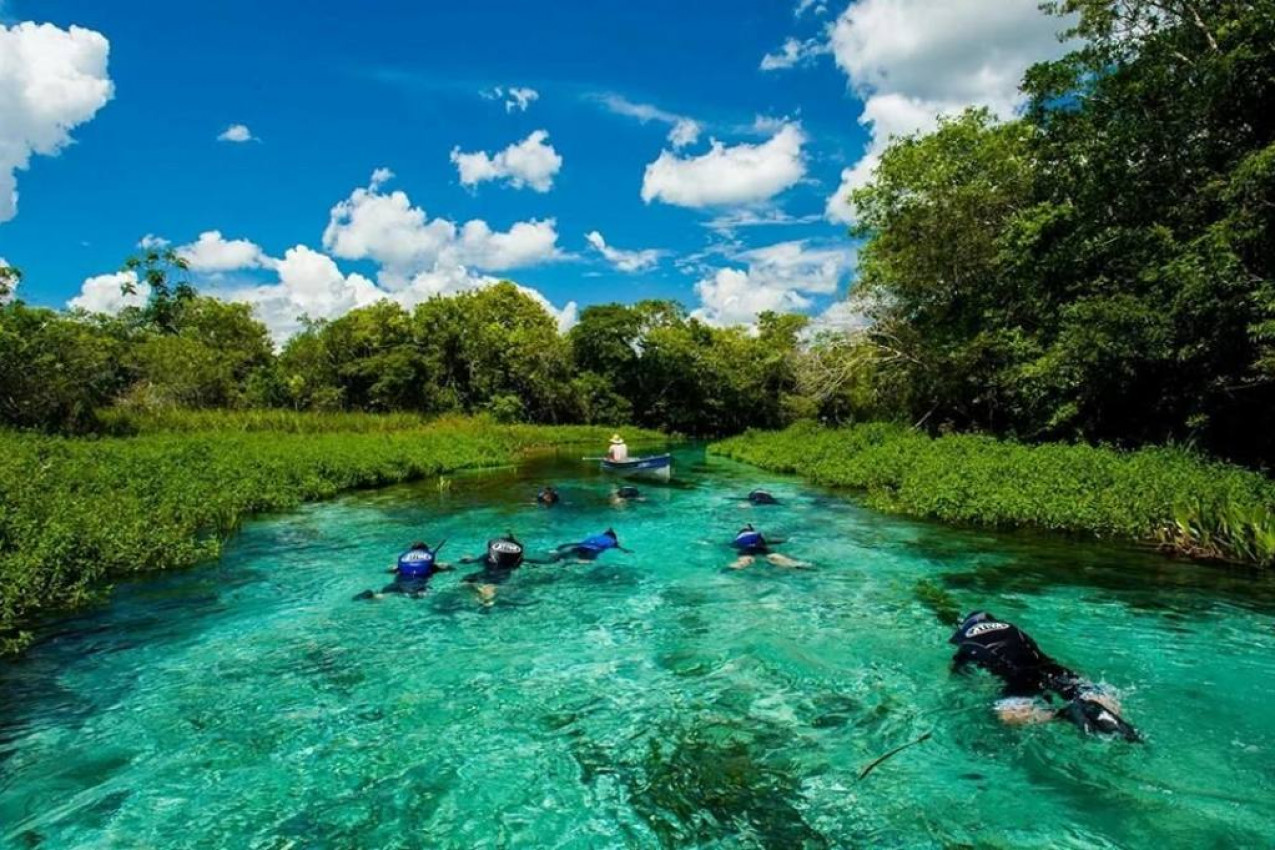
120,248,195,333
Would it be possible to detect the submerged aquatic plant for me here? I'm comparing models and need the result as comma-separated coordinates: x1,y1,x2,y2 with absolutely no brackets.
574,718,828,849
912,579,963,626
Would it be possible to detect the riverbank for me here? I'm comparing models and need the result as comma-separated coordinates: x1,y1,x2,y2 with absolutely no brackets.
0,413,661,653
711,422,1275,568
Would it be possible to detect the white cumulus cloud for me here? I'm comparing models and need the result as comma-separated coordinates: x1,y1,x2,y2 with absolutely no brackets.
667,118,702,149
0,22,113,223
72,171,576,341
217,123,257,143
68,269,147,314
641,122,806,208
455,219,563,271
177,230,267,272
323,169,565,287
594,94,701,149
137,234,170,249
233,245,382,340
825,0,1072,223
450,130,562,192
481,86,540,112
693,239,852,326
585,231,662,273
809,298,872,334
760,37,829,71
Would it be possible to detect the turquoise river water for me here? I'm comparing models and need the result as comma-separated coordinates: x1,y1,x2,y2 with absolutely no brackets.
2,446,1274,848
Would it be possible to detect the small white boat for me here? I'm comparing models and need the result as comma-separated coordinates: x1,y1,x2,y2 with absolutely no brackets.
599,453,672,481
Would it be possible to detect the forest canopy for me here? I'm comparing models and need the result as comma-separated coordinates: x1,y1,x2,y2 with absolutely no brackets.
3,1,1273,463
846,0,1275,462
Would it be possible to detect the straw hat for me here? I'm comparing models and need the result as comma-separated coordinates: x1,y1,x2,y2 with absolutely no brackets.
609,434,624,444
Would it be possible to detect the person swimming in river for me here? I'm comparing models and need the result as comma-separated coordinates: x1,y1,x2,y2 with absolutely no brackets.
536,485,560,506
746,489,779,506
550,528,631,563
949,611,1141,741
610,485,644,506
728,524,810,570
353,541,453,600
457,533,555,605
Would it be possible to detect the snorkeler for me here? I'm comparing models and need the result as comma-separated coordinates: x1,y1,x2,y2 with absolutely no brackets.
551,528,631,562
457,533,555,605
728,524,809,570
353,540,453,600
610,485,644,506
949,611,1141,742
536,485,561,506
747,489,780,506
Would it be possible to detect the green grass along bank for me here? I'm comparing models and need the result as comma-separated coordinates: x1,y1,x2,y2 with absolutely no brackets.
0,414,661,654
711,422,1275,569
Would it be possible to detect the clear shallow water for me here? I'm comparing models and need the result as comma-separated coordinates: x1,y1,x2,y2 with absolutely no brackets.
2,447,1274,849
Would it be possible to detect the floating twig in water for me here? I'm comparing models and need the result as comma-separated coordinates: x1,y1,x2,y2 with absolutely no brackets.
858,731,933,781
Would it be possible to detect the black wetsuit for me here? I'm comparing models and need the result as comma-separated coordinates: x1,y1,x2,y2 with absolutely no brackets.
748,489,779,505
461,537,546,584
949,613,1140,741
948,616,1080,699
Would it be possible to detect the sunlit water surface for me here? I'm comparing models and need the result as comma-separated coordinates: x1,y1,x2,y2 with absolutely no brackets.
2,447,1274,849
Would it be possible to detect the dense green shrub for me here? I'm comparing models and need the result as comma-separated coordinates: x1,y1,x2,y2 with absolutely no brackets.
0,415,661,653
711,422,1275,567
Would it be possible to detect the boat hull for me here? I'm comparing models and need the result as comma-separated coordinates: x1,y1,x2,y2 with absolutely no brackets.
600,454,672,481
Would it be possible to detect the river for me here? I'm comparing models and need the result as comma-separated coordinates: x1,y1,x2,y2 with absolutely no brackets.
2,446,1273,848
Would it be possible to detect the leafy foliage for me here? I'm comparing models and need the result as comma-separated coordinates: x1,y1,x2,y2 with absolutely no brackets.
712,422,1275,567
569,302,807,435
0,264,20,301
0,301,126,431
0,415,661,653
844,1,1275,462
119,248,195,333
0,271,821,436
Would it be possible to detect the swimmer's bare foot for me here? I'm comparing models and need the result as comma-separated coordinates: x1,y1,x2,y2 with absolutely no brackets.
730,555,755,570
994,697,1057,726
473,584,497,606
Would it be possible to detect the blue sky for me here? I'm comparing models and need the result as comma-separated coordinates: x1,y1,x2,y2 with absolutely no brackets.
0,0,1072,337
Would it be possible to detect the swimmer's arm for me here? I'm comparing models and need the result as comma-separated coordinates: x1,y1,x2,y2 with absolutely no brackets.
435,563,455,572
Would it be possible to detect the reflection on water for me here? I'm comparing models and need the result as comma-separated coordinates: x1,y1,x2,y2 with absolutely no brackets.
1,445,1273,848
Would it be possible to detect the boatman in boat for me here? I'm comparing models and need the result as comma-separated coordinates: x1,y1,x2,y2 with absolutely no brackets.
728,524,810,570
949,611,1141,741
606,434,629,462
353,540,453,600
